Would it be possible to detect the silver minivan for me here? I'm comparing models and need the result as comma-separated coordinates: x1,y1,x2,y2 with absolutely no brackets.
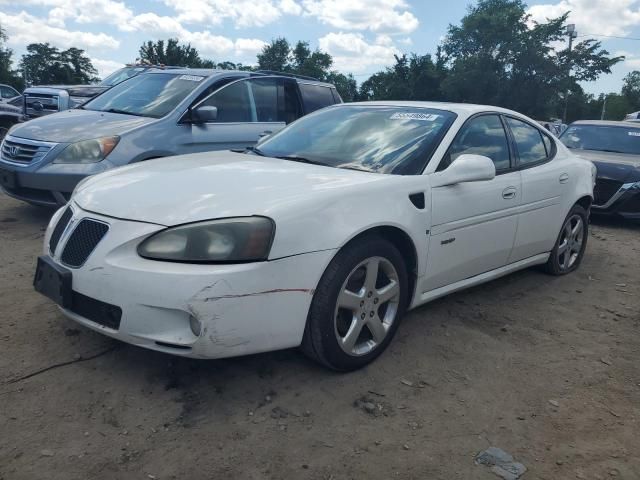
0,69,341,206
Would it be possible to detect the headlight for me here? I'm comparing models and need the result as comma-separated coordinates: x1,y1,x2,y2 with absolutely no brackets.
138,217,275,263
54,136,119,164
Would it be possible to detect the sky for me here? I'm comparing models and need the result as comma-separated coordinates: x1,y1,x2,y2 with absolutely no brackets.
0,0,639,94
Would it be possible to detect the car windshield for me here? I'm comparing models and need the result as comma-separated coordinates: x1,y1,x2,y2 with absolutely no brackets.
560,124,640,155
99,67,147,87
256,106,456,174
84,73,204,118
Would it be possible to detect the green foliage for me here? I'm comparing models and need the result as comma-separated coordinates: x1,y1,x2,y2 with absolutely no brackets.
0,26,24,90
436,0,622,119
360,52,446,101
20,43,98,85
622,71,640,111
138,39,215,68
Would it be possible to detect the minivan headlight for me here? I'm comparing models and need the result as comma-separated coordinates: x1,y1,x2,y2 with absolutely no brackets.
138,217,275,263
54,136,119,164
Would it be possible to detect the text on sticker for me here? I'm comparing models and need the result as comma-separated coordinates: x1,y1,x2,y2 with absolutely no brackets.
628,131,640,137
390,112,440,121
179,75,205,82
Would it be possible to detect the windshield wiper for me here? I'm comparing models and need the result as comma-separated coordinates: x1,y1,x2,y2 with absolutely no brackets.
596,149,627,154
103,108,144,117
274,155,329,166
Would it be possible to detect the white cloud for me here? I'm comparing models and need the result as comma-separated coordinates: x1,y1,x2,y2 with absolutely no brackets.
91,58,124,79
319,31,399,72
302,0,418,34
614,50,640,69
163,0,299,28
527,0,640,37
0,10,120,50
0,0,135,29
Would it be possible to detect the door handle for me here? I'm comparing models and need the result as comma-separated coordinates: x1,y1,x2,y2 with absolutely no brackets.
502,186,517,200
559,173,569,184
258,130,273,138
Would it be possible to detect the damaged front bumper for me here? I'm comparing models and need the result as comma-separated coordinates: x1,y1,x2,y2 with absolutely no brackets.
42,206,336,359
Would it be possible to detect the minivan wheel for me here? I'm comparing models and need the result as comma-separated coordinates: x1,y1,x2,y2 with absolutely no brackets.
544,204,588,275
301,235,408,371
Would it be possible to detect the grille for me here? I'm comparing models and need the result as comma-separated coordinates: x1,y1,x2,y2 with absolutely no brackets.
70,291,122,330
1,137,54,165
593,179,623,206
49,206,73,254
61,219,109,268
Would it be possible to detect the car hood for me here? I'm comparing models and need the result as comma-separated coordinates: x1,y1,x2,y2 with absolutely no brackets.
74,151,390,226
572,149,640,167
573,149,640,183
9,109,155,143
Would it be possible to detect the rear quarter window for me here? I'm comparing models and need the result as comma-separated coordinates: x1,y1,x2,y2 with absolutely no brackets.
299,84,336,113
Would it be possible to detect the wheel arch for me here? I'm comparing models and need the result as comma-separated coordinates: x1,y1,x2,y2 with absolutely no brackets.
339,225,419,307
575,195,592,211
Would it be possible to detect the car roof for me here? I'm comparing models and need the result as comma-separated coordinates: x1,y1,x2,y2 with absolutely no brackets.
570,120,640,128
145,68,236,77
337,101,532,117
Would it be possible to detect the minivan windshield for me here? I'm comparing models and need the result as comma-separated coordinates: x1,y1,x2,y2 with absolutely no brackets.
84,73,204,118
256,105,456,174
560,124,640,155
99,66,147,87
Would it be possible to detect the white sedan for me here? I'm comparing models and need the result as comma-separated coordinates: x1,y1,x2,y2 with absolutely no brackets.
34,102,595,371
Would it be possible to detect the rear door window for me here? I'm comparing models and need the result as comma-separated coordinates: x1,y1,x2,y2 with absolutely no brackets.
505,117,548,166
299,84,335,113
282,80,303,124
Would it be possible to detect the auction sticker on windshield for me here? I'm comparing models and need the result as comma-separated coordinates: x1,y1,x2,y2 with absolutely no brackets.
628,131,640,137
390,112,440,121
179,75,205,82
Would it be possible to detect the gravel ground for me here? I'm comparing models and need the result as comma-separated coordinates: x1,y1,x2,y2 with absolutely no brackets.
0,193,639,480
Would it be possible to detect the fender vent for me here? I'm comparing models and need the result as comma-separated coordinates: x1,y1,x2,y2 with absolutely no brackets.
409,192,425,209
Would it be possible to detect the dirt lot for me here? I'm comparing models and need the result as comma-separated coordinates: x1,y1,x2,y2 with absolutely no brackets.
0,193,639,480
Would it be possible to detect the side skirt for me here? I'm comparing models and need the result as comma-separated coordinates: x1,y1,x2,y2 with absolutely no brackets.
411,253,550,308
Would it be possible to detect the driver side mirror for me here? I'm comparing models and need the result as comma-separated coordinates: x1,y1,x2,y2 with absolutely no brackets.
431,154,496,187
191,105,218,123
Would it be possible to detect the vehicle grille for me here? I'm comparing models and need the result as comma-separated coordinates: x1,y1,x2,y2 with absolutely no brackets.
24,93,60,118
49,206,73,254
61,219,109,268
1,137,55,165
594,179,623,206
70,290,122,330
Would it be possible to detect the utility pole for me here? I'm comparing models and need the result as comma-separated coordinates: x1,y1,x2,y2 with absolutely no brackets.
600,94,607,120
563,24,578,124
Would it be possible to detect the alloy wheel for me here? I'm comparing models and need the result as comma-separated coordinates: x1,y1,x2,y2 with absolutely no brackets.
333,256,401,356
557,214,584,271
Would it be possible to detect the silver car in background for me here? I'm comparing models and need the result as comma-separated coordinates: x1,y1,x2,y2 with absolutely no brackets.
0,69,341,206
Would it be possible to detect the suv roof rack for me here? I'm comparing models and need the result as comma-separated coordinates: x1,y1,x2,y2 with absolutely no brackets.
253,70,322,82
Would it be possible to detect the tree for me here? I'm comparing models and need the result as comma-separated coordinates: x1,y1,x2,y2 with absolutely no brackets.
19,43,98,85
257,37,291,72
139,39,214,68
440,0,622,119
0,26,24,90
359,52,446,101
622,71,640,111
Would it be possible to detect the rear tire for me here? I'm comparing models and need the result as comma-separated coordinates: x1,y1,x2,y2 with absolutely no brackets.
301,235,409,371
544,204,588,275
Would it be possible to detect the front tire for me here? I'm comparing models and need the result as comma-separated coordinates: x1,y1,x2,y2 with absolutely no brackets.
302,235,409,371
544,204,588,275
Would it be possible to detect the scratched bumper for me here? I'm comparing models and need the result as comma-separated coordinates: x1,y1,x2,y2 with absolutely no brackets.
43,204,337,359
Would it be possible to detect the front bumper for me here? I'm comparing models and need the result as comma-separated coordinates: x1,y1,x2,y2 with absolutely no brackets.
592,181,640,220
41,205,336,359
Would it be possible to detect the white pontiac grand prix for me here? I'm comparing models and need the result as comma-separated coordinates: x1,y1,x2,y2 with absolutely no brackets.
34,102,595,371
